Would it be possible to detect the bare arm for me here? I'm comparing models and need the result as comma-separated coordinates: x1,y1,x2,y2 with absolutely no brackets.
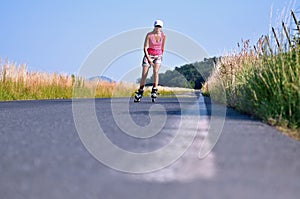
143,33,152,64
161,34,166,55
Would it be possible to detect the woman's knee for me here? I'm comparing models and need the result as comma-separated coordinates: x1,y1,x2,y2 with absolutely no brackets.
153,65,160,74
142,67,149,75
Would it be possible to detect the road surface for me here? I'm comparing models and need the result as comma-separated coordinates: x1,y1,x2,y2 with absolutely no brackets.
0,95,299,199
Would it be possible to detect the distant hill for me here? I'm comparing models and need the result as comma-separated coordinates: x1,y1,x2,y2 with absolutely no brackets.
88,76,115,83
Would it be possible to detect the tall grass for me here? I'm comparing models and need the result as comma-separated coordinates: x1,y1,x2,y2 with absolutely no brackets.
0,60,138,101
0,61,74,100
203,10,300,137
0,60,190,101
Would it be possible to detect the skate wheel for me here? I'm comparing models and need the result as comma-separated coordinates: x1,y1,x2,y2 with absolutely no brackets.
134,98,141,103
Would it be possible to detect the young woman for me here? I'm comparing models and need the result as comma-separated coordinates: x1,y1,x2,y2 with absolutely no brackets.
134,19,166,102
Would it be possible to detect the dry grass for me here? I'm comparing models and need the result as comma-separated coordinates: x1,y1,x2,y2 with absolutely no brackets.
0,60,195,101
0,61,74,100
0,60,139,100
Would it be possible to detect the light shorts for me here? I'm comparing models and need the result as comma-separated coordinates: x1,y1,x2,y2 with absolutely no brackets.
142,55,162,67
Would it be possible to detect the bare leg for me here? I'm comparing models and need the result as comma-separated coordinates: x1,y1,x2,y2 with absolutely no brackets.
152,63,160,87
139,66,150,89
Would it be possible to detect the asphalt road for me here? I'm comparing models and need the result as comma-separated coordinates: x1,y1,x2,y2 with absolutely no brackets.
0,95,299,199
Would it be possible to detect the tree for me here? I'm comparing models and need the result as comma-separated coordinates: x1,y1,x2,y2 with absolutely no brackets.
146,57,217,89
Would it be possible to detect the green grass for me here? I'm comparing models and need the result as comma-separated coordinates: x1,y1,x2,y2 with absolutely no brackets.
234,49,300,131
202,40,300,140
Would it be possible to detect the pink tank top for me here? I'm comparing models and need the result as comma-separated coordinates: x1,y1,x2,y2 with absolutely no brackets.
147,32,165,56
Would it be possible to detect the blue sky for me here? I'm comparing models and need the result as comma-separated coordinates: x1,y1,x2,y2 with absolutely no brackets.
0,0,298,81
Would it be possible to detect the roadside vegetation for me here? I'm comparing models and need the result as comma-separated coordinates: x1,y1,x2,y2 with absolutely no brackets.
0,61,137,100
0,61,191,101
202,10,300,140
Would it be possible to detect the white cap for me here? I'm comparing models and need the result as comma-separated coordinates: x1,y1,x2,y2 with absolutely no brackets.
154,20,163,28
